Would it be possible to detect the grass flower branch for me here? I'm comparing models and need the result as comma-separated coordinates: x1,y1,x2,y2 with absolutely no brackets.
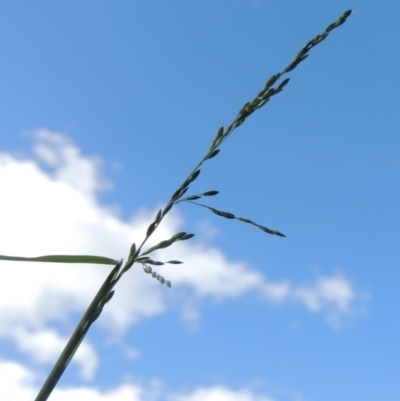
0,9,353,401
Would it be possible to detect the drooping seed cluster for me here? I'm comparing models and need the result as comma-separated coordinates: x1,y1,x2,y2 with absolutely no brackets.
142,264,171,288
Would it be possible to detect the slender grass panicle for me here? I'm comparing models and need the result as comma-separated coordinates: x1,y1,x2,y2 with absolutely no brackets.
0,9,353,401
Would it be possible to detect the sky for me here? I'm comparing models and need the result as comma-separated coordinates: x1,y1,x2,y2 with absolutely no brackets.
0,1,399,401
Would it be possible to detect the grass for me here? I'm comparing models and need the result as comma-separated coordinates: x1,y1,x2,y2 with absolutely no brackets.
0,9,353,401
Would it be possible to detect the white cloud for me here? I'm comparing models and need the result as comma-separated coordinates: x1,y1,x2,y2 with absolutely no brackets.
50,384,144,401
29,128,113,199
122,346,141,360
0,359,287,401
10,327,98,381
0,360,37,401
0,358,144,401
0,129,364,379
292,274,358,328
171,386,276,401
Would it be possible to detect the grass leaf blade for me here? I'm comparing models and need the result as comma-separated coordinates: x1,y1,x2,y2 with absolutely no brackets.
0,254,119,265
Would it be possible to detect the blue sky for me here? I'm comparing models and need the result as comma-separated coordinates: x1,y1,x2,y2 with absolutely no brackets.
0,1,399,401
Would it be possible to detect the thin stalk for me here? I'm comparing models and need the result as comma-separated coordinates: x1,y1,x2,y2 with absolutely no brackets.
34,260,123,401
